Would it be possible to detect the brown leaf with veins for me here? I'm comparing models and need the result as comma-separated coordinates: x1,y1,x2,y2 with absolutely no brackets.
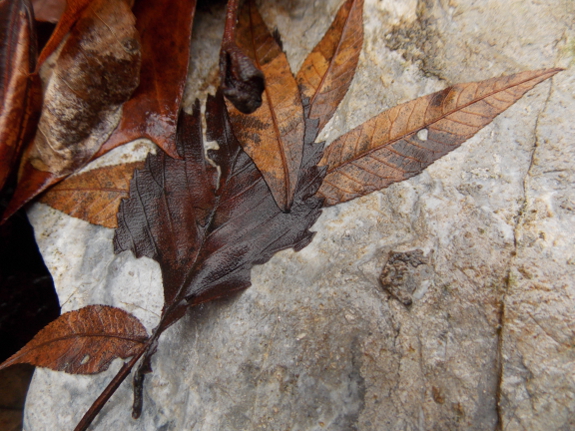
0,0,41,192
317,68,562,206
2,0,141,222
296,0,364,133
226,0,305,212
95,0,197,160
39,162,144,228
0,305,148,374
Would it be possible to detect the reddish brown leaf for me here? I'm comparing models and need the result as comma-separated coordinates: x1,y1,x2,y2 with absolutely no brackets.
0,305,148,374
226,0,305,212
317,68,562,206
0,0,41,192
39,162,144,228
36,0,94,66
97,92,325,422
31,0,66,23
2,0,141,222
296,0,364,133
95,0,197,160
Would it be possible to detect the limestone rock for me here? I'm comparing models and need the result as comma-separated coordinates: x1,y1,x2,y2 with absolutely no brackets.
24,0,574,430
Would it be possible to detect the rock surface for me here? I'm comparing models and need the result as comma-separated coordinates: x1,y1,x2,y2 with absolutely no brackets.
24,0,575,430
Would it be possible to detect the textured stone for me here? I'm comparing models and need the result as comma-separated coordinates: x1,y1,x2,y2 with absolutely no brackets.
24,0,574,430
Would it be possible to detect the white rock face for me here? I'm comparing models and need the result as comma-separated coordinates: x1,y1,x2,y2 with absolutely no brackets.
24,0,575,430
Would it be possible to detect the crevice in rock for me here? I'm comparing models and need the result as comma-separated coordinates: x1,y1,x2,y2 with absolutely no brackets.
495,77,556,431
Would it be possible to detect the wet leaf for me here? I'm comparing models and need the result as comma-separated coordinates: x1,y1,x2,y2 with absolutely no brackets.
115,92,324,312
2,0,141,221
0,305,148,374
0,0,41,192
39,162,144,228
296,0,364,133
95,0,197,160
226,0,305,212
317,68,562,206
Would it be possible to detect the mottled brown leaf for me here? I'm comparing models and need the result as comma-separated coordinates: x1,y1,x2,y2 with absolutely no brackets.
226,0,305,211
318,68,562,206
39,162,144,228
0,305,148,374
95,0,196,160
296,0,364,133
36,0,94,66
0,0,41,191
2,0,141,222
219,0,264,114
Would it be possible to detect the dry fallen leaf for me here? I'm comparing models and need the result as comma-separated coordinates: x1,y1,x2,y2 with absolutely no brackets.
0,305,148,374
39,162,145,228
2,0,141,221
94,0,197,160
317,68,562,206
0,0,41,191
296,0,364,133
226,0,305,212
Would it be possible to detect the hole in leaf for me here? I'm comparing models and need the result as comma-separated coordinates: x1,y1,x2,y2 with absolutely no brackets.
417,128,428,141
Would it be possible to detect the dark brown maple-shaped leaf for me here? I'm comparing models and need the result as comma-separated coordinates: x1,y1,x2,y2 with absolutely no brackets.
0,305,148,374
94,0,197,160
39,162,145,228
0,0,42,192
317,68,562,206
2,0,141,222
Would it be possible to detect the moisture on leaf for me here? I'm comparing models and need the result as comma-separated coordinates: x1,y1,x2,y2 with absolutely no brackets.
95,0,197,160
0,0,41,192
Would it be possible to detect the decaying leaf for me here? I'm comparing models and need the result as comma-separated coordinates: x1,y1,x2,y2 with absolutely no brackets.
0,305,148,374
226,0,305,212
0,0,41,192
2,0,141,221
296,0,364,133
219,0,265,114
36,0,95,66
39,162,144,228
317,68,562,206
95,0,196,160
90,90,324,424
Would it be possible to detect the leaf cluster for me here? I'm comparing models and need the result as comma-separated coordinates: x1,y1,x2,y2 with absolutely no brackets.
0,0,560,429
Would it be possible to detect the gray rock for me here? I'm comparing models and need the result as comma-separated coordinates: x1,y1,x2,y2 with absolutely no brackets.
23,0,574,430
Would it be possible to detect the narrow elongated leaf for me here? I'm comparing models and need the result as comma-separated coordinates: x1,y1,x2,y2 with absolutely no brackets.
296,0,364,133
317,68,562,206
39,162,144,228
2,0,141,222
0,305,148,374
226,0,305,212
0,0,40,191
95,0,197,160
